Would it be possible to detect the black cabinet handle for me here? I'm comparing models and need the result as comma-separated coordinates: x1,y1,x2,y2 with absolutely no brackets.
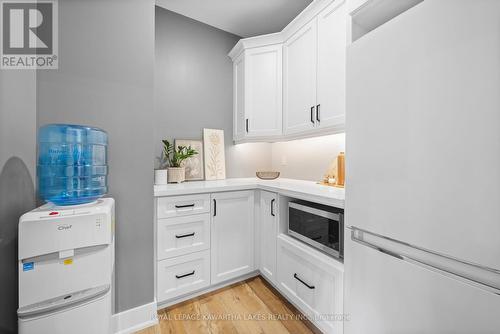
294,273,315,289
175,232,195,239
246,119,249,133
213,199,217,217
310,106,315,124
175,204,195,209
271,199,275,217
316,104,321,122
175,270,195,279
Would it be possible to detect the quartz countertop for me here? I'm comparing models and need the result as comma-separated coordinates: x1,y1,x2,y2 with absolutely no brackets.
154,178,345,208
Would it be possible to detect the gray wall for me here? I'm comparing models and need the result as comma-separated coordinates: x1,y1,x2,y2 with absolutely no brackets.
37,0,155,313
155,7,272,176
0,71,37,333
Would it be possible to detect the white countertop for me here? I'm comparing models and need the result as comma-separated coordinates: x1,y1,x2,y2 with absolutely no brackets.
154,178,345,208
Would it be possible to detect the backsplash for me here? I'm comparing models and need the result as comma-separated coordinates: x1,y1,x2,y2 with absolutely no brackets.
271,133,346,181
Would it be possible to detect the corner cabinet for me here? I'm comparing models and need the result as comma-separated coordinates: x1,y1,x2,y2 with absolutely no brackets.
231,43,283,142
211,191,255,284
229,0,347,142
284,0,346,136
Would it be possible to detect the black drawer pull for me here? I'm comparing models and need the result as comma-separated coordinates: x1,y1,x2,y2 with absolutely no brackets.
175,270,195,279
175,232,195,239
175,204,195,209
316,104,321,122
271,199,276,217
310,106,315,124
294,273,315,289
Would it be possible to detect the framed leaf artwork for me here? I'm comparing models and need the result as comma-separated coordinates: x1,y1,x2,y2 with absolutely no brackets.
203,129,226,180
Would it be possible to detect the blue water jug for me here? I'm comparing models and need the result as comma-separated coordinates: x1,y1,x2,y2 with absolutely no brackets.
38,124,108,205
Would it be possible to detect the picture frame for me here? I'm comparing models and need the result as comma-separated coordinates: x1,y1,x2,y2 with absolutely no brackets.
174,139,205,181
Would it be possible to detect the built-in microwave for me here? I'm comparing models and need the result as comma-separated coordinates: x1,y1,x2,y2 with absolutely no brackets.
288,201,344,260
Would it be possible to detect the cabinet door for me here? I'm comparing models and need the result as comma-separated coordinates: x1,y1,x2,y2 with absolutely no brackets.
233,54,246,141
283,19,318,135
211,191,255,284
259,191,278,283
317,0,346,130
245,45,283,137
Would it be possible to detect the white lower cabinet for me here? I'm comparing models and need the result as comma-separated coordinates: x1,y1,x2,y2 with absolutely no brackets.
211,191,255,284
156,190,344,333
259,191,278,284
157,250,211,301
277,234,344,334
157,213,210,260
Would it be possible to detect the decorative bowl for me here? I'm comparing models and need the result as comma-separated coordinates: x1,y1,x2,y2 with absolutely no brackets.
256,171,280,180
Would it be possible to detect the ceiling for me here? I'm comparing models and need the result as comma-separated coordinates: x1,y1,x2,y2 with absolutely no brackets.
155,0,313,38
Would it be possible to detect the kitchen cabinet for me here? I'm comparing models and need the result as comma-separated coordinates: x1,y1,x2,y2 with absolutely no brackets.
157,250,211,301
233,54,246,141
283,20,318,135
231,43,283,142
229,0,346,142
316,0,346,129
157,214,211,260
284,0,346,136
211,191,255,284
259,191,278,284
277,234,344,334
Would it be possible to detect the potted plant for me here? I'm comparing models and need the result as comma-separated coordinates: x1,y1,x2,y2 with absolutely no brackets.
161,140,198,183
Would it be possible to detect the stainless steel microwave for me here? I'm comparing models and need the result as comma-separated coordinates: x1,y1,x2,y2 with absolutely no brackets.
288,201,344,260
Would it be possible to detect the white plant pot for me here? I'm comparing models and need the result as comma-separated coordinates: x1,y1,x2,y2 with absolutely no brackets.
167,167,185,183
154,169,168,185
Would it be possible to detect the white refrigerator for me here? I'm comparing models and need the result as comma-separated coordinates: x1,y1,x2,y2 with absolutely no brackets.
344,0,500,333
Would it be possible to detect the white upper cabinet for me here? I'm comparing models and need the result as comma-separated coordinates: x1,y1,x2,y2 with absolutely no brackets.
283,20,318,135
284,0,346,136
233,54,246,142
231,41,283,142
229,0,347,142
246,45,283,138
210,191,255,284
316,0,346,130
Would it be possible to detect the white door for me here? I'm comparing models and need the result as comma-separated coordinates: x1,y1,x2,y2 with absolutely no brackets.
259,191,278,283
233,54,246,141
246,45,283,137
211,191,255,284
283,19,318,135
316,0,346,130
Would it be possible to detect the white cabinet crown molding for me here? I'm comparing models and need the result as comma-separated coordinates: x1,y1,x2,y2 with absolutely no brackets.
228,0,341,61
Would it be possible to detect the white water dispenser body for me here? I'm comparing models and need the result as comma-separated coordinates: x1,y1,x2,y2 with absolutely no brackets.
18,198,115,334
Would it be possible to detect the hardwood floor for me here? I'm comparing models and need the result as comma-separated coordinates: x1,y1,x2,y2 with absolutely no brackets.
136,276,320,334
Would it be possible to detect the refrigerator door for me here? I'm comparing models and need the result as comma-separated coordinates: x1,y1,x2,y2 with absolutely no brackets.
344,233,500,334
345,0,500,332
346,0,500,271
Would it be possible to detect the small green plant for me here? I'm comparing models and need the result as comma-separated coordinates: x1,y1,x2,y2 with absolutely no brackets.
161,140,198,168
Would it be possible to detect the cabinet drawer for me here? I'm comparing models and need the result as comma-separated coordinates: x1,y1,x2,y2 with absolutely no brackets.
157,250,210,303
157,194,210,219
277,235,344,334
157,214,210,260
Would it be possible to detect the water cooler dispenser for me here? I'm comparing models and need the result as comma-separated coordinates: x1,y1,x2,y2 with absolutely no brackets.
18,124,114,334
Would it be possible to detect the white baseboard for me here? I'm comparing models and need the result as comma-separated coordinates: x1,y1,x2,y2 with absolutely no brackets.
113,300,158,334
